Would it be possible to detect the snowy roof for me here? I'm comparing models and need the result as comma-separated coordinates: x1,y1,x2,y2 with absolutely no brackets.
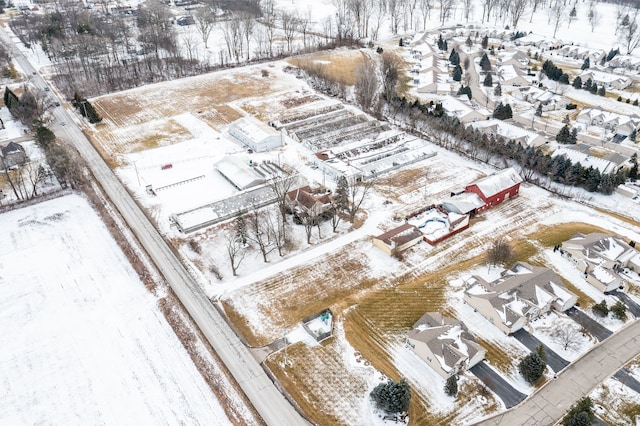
216,156,266,190
441,192,485,214
552,147,617,174
580,70,630,84
229,116,278,143
374,223,423,247
470,119,543,147
470,167,523,198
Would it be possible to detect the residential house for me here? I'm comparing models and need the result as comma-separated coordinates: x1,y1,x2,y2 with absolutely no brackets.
372,223,424,255
514,33,563,49
560,45,605,64
406,312,486,379
439,95,490,123
229,116,283,152
497,50,529,69
514,86,568,112
562,233,640,292
579,70,631,90
576,108,640,136
497,65,530,87
552,146,620,174
0,142,26,169
470,119,547,147
608,55,640,71
464,262,578,334
285,185,332,219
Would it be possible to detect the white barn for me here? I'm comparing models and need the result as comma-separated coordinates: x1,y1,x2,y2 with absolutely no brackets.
229,116,283,152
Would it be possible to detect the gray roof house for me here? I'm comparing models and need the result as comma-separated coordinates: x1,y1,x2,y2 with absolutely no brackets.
464,262,578,334
0,142,26,169
406,312,486,379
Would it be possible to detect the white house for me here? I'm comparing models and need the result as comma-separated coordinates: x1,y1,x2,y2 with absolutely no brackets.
406,312,486,379
470,119,547,147
496,64,530,86
579,70,631,90
439,95,490,123
464,262,578,334
229,116,283,152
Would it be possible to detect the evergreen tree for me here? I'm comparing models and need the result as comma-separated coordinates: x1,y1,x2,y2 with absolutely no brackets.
559,73,569,84
606,48,619,61
629,153,638,181
535,103,543,117
598,86,605,96
465,36,472,47
494,82,502,97
573,76,583,89
444,375,458,397
585,167,602,192
611,300,627,321
370,379,411,415
592,300,609,317
457,85,472,99
581,57,590,70
583,78,593,91
518,352,545,383
634,99,639,106
493,102,512,120
570,128,578,144
453,65,462,81
443,40,448,51
34,124,56,148
590,84,598,94
481,35,489,49
483,72,493,87
562,398,595,426
479,53,491,71
399,38,404,46
618,96,623,102
556,125,571,143
437,34,444,50
449,49,460,66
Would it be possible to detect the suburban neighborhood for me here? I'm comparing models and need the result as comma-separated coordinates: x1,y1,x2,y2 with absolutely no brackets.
2,0,640,425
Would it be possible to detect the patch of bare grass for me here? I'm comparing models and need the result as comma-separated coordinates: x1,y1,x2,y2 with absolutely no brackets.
288,50,367,86
527,223,609,248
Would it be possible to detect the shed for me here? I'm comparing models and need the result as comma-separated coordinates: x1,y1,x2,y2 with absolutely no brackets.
373,223,423,255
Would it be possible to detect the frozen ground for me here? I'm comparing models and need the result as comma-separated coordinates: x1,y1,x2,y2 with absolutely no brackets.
0,194,230,425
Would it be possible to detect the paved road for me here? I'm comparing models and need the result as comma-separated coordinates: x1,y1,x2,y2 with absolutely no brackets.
476,319,640,425
566,307,613,342
0,28,308,426
453,43,494,111
470,361,527,409
513,329,569,373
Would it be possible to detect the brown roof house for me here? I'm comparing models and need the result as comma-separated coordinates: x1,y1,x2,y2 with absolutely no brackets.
285,186,332,219
464,262,578,334
0,142,26,169
561,233,640,293
372,223,424,256
406,312,486,379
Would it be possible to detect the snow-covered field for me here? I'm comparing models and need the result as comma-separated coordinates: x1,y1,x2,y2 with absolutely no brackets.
0,194,231,425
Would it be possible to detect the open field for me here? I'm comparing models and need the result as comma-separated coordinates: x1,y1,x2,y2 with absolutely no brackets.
0,194,230,424
288,49,368,86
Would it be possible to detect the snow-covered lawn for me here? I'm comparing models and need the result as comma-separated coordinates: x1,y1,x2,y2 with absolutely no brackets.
0,194,230,425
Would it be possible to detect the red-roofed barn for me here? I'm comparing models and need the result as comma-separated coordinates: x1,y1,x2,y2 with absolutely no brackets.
464,168,522,213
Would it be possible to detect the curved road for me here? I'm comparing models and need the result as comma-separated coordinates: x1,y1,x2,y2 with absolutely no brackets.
477,319,640,425
0,28,308,426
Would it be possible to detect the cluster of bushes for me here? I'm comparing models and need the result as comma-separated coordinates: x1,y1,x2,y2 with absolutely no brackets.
572,76,606,96
542,60,569,83
34,123,84,189
493,102,513,120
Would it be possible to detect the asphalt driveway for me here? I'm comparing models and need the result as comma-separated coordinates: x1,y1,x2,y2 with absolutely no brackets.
566,308,613,341
513,329,570,373
470,361,527,409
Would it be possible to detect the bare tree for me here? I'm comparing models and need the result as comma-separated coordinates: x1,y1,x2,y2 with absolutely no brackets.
486,237,513,267
194,7,216,48
24,160,45,198
260,0,278,56
588,3,601,33
381,51,402,102
419,0,433,29
553,325,581,351
225,222,247,276
269,174,297,230
461,0,473,23
1,158,22,200
246,203,273,262
347,178,374,223
439,0,457,25
549,0,566,38
619,10,640,54
355,57,379,111
265,208,287,256
510,0,528,28
281,11,298,52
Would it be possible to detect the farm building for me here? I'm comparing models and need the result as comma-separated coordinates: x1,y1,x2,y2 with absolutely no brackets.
561,233,640,292
464,167,522,212
406,205,470,245
373,223,423,256
228,116,283,152
216,156,276,190
441,191,485,216
464,263,578,334
406,312,486,379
